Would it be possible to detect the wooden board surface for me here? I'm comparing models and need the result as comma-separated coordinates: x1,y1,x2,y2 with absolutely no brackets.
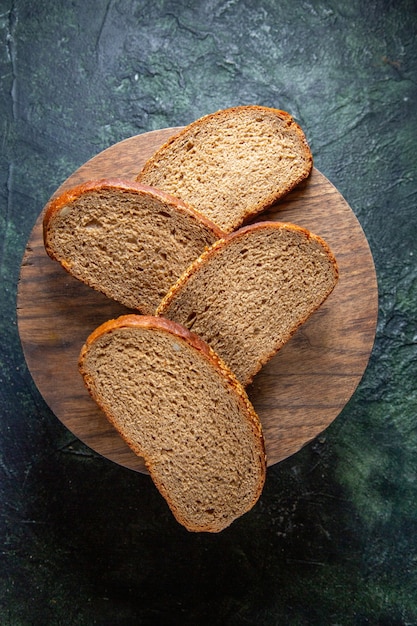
17,127,378,473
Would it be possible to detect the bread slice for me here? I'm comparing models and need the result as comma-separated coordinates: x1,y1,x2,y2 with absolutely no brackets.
157,222,339,387
79,314,266,532
136,105,313,233
43,179,223,313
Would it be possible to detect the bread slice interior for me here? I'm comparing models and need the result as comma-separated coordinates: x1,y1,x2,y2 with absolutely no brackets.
43,179,223,313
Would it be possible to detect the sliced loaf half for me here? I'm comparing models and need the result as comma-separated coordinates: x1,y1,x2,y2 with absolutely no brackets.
157,222,339,387
136,105,313,232
43,179,223,313
79,314,266,532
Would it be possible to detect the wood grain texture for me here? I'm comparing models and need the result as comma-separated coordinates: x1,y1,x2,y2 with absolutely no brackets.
17,128,378,473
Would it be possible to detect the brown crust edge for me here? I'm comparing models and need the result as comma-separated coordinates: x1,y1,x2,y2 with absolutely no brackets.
156,221,339,386
136,105,313,232
78,314,267,533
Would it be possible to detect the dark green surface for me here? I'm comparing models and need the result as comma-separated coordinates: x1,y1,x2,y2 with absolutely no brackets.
1,1,417,624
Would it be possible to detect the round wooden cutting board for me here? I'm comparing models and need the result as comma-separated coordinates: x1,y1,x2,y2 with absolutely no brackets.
17,127,378,473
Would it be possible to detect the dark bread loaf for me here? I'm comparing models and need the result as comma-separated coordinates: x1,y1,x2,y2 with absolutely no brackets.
43,179,223,313
136,105,313,233
157,221,339,387
79,314,266,532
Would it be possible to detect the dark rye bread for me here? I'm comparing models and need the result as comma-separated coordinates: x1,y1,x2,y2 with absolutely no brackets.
136,105,313,233
43,179,223,313
157,222,339,387
79,315,266,533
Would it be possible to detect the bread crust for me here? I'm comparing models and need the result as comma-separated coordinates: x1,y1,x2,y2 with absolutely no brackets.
157,221,339,386
136,106,313,231
79,314,266,532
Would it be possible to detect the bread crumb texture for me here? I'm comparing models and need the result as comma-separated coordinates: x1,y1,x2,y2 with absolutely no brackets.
43,181,220,313
157,222,338,386
79,317,266,532
137,106,313,232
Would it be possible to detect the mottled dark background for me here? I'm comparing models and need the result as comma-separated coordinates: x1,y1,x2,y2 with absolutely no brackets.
1,1,417,624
